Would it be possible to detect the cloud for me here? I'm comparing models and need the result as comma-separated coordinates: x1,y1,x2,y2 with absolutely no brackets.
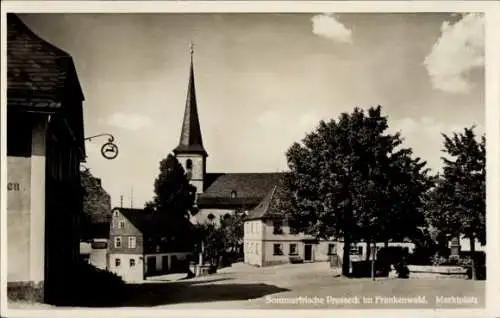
105,112,153,131
424,13,484,94
390,116,484,172
311,13,352,44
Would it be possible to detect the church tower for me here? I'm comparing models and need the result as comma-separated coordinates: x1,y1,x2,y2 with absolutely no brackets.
173,42,207,195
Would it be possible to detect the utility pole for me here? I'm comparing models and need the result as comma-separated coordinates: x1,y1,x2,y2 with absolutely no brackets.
130,187,134,208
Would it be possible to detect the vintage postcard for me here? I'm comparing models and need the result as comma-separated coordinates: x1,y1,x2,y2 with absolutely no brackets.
1,1,499,318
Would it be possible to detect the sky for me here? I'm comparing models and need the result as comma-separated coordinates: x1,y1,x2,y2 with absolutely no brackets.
18,13,485,208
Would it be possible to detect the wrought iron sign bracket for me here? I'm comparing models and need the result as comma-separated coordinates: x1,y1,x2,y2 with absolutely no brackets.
84,133,119,160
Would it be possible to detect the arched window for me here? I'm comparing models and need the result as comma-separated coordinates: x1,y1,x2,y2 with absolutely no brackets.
224,213,231,220
231,190,237,198
186,159,193,180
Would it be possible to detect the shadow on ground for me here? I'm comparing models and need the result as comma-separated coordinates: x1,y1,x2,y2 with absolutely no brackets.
46,277,289,308
118,278,289,307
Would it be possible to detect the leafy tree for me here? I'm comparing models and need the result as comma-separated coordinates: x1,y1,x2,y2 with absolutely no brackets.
144,154,197,246
280,106,430,277
425,127,485,280
220,213,244,255
80,169,112,240
194,221,225,265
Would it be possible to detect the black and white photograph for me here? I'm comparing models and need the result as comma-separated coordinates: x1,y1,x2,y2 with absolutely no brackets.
1,1,498,316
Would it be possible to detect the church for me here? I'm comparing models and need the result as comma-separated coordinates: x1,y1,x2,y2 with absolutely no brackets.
172,46,284,224
172,46,343,267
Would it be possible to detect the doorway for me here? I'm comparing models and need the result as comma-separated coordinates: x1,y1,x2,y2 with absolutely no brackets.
304,244,313,262
147,256,156,275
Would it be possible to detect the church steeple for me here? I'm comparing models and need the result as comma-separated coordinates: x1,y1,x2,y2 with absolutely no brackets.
173,41,207,157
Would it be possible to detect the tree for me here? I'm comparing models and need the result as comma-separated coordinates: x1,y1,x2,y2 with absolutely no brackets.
425,127,485,280
280,106,430,277
80,170,112,240
194,221,225,265
220,213,244,255
144,154,197,246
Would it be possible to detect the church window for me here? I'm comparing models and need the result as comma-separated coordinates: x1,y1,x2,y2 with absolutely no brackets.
186,159,193,180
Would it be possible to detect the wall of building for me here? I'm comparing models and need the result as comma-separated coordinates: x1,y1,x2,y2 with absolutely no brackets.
89,239,108,270
176,153,205,194
108,253,144,283
243,220,265,266
109,211,143,254
7,117,47,285
191,208,233,225
7,156,32,282
144,252,192,275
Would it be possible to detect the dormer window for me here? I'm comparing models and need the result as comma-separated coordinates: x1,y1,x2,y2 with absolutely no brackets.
231,190,237,198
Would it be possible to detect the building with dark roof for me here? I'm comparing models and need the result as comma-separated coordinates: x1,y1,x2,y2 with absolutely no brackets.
6,13,86,303
107,207,193,282
173,45,286,227
243,184,339,266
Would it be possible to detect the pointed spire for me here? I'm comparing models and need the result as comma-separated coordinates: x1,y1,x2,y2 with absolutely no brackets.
173,41,207,157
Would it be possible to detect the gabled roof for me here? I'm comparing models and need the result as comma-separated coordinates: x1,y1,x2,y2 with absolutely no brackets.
245,185,278,221
113,207,152,234
173,50,207,156
7,13,84,110
197,172,286,208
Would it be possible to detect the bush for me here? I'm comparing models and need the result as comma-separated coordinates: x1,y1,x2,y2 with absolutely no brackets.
7,282,44,303
289,256,304,264
52,261,126,306
407,246,435,265
394,260,409,279
459,254,486,280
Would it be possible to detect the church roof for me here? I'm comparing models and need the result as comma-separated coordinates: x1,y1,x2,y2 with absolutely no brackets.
173,47,207,157
197,172,285,208
7,13,85,111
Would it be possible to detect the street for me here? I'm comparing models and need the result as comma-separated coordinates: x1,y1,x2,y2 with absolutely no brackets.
13,262,485,310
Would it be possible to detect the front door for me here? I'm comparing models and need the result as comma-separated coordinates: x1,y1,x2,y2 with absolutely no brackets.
147,256,156,275
304,244,313,261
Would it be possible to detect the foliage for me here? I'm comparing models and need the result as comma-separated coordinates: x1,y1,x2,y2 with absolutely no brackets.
220,213,244,254
193,213,245,266
194,221,225,265
80,170,112,240
425,127,485,279
144,154,197,244
279,106,431,276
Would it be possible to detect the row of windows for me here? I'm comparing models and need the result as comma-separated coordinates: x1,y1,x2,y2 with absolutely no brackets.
115,257,135,268
245,242,338,256
245,222,260,234
245,220,299,235
114,236,136,249
272,243,337,256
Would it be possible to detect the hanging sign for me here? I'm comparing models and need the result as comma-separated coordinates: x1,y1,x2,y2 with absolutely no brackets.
101,142,119,160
